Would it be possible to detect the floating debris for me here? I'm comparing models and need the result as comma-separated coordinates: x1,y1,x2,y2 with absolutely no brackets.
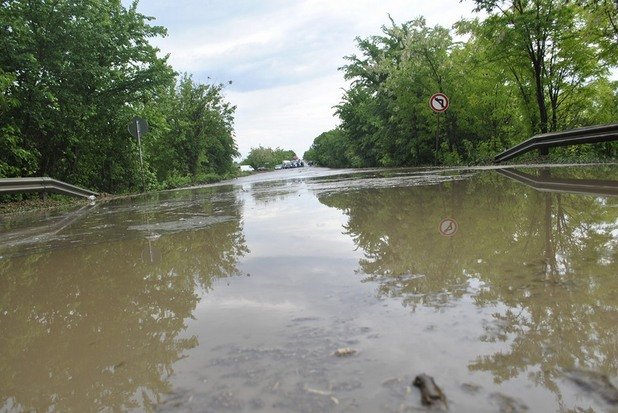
334,347,357,357
306,387,332,396
413,373,447,409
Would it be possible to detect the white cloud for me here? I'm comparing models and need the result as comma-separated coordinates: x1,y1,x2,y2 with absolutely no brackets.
171,29,281,69
129,0,477,158
227,72,343,158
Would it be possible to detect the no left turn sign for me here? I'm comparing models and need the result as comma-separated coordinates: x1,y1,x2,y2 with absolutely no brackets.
429,93,449,113
439,218,458,237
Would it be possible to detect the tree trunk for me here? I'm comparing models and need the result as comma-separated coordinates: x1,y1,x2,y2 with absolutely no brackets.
533,60,549,134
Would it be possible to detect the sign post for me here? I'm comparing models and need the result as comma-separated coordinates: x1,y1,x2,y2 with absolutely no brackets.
128,117,149,192
429,93,449,157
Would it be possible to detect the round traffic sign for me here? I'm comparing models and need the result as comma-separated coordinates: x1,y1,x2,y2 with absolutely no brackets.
128,116,149,138
429,93,449,113
438,218,458,237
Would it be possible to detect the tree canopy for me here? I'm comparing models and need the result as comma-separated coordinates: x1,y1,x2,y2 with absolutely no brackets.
0,0,239,194
242,146,296,170
306,3,618,168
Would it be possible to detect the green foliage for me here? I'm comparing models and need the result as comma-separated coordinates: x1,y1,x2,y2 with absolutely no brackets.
243,146,296,169
161,171,193,190
303,129,352,168
308,6,617,168
0,0,174,190
0,70,37,178
468,0,610,135
0,0,239,194
145,74,239,187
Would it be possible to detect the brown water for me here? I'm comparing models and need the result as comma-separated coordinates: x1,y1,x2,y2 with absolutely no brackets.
1,165,617,412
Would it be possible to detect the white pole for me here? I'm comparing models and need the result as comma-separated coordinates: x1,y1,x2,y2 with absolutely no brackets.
136,119,145,192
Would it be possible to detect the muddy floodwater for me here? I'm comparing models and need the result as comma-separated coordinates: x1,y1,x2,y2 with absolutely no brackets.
1,165,617,412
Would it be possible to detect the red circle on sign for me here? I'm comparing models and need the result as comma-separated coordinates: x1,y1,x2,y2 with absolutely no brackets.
439,218,458,236
429,93,449,113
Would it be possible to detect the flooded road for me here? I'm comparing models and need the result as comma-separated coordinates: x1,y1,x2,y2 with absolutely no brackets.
1,165,617,412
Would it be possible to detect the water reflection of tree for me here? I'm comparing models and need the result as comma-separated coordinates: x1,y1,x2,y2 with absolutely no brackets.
247,179,305,205
318,171,617,387
0,188,248,412
470,189,617,388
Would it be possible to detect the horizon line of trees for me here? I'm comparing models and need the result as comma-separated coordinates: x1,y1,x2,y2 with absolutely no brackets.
1,0,239,195
304,0,618,167
242,146,297,170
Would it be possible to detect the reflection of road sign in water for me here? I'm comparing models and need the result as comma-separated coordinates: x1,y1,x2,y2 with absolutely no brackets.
439,218,458,237
141,241,162,265
429,93,449,113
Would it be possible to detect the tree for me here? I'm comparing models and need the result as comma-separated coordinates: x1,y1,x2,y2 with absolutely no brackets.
377,18,458,164
0,0,175,191
243,146,296,170
304,129,352,168
310,8,618,168
335,18,463,166
469,0,610,136
0,70,37,178
0,1,240,194
145,75,238,186
577,0,618,63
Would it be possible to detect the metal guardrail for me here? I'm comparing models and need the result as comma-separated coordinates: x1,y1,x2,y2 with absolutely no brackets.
497,168,618,196
0,177,98,199
494,123,618,163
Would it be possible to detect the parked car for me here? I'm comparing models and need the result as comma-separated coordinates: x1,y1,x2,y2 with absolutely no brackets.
281,159,305,169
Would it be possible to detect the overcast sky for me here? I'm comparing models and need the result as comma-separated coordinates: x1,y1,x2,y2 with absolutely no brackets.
129,0,478,159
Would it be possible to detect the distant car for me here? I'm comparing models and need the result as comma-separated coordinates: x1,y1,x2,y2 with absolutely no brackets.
281,159,305,168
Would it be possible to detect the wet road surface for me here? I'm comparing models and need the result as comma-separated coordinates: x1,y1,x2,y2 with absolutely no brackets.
1,165,617,412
